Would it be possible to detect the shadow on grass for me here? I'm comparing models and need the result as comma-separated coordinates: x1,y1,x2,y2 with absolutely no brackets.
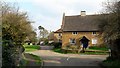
20,53,42,67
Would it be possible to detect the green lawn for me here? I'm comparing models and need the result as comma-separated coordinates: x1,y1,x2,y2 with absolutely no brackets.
23,44,40,52
80,51,108,55
89,46,109,51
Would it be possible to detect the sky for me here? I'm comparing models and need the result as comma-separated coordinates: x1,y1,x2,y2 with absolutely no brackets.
4,0,106,37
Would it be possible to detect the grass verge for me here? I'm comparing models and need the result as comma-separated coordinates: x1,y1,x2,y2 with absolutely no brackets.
89,46,108,51
53,48,108,55
20,53,42,67
80,51,108,55
23,44,40,52
53,48,65,54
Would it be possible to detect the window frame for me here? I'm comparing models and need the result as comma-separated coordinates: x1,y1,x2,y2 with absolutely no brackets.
58,33,61,36
92,38,97,44
69,38,76,44
72,32,78,35
92,31,96,35
58,39,62,42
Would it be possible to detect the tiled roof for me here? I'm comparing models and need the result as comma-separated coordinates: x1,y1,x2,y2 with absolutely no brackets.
54,28,62,33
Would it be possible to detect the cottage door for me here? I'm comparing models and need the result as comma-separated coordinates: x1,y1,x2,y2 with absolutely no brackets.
80,36,90,53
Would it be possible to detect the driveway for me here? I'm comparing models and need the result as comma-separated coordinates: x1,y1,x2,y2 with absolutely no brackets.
28,50,108,67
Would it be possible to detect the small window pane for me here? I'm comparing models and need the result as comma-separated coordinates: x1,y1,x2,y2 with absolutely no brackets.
58,33,61,36
69,38,76,44
72,32,78,35
92,39,97,44
92,32,96,35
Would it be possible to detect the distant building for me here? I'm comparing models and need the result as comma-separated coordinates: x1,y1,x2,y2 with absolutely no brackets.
54,28,62,43
48,31,54,43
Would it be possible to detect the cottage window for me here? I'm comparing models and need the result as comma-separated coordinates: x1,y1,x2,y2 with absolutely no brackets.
92,39,97,44
92,32,96,35
69,38,76,44
58,39,62,42
58,33,61,36
72,32,78,35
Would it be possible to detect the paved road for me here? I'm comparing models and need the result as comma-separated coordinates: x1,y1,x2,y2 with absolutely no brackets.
40,46,54,50
28,50,108,67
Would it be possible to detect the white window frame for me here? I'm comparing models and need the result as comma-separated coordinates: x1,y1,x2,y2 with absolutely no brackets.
58,33,61,36
92,39,97,44
69,38,76,44
72,32,78,35
58,33,62,39
92,31,96,35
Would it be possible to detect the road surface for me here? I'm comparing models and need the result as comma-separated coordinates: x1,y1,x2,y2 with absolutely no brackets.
28,50,108,67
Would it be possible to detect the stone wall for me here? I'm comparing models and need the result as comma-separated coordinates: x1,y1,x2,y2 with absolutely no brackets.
62,31,103,48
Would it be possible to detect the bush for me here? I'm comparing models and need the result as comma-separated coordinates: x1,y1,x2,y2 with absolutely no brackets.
44,39,48,45
32,42,35,45
49,42,62,48
102,57,120,68
37,42,40,45
2,40,24,67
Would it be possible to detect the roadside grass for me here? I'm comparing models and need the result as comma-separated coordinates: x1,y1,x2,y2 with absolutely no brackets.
89,46,108,51
80,51,108,55
53,48,66,54
101,57,120,68
28,53,41,64
20,53,42,67
23,44,40,52
19,58,28,66
53,48,108,55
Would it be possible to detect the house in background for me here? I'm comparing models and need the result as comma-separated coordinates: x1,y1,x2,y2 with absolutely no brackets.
48,31,54,43
54,11,103,48
54,28,62,43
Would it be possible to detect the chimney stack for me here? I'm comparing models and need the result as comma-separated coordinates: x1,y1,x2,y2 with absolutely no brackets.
61,13,65,29
81,11,86,16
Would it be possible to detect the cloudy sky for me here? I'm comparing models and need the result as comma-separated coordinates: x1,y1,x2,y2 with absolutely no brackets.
5,0,106,37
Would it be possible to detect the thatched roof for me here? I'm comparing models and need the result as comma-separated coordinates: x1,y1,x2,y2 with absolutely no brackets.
62,15,100,32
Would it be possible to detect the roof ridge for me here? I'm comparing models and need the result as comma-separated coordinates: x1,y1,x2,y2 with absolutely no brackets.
65,14,100,17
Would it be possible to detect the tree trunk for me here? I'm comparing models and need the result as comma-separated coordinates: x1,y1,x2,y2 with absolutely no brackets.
110,39,120,60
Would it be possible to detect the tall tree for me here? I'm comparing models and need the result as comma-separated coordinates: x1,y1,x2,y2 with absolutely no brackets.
1,2,36,66
38,26,48,39
98,1,120,60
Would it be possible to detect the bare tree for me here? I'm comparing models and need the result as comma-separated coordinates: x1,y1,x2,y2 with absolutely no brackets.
38,26,49,39
98,0,120,60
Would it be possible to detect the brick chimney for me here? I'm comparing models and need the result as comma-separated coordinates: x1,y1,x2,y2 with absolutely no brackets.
61,13,65,29
81,11,86,16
